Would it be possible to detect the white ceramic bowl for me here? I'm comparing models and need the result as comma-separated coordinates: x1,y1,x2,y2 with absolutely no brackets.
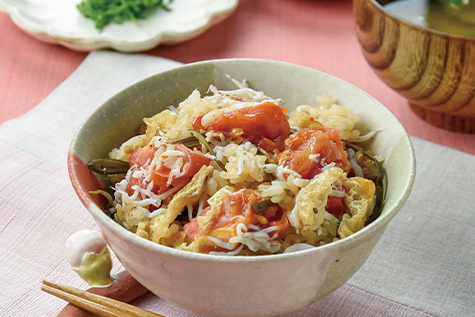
0,0,238,52
68,59,416,317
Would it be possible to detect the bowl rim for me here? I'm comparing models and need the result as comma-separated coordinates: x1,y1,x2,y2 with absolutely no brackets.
68,58,417,264
368,0,475,42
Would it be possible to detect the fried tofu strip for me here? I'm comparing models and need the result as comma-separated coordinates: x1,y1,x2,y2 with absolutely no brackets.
149,165,214,243
144,109,180,140
109,110,181,161
179,186,235,252
289,166,347,231
338,177,375,238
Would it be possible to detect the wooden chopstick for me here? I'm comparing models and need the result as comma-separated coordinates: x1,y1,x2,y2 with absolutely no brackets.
42,280,164,317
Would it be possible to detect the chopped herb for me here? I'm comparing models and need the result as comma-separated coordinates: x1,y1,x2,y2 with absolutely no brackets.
345,143,387,225
89,190,117,218
447,0,469,4
77,0,173,32
175,129,227,171
251,200,277,213
88,158,130,175
187,129,215,154
174,135,201,148
89,189,114,205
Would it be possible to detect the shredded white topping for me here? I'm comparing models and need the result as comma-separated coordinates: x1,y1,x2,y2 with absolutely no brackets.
331,141,342,159
206,236,236,250
148,208,167,218
348,148,364,177
228,223,280,253
197,197,206,216
289,203,300,232
345,130,378,143
322,162,336,172
309,153,321,163
157,180,187,200
162,150,186,157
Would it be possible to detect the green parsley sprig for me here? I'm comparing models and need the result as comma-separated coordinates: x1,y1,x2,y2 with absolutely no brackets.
446,0,469,5
77,0,173,32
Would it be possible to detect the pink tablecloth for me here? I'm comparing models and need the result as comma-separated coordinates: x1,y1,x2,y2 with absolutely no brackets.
1,0,475,155
1,1,474,317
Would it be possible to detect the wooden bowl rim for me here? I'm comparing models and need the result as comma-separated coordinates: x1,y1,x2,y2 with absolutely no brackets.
367,0,475,42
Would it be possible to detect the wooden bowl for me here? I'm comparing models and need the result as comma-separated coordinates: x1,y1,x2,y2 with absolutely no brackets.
353,0,475,133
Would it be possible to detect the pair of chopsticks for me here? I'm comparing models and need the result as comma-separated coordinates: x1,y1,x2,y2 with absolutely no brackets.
42,280,164,317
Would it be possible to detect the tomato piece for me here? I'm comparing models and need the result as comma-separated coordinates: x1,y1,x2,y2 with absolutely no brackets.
279,127,351,180
129,145,156,168
192,102,290,153
183,189,288,253
326,196,347,218
127,144,212,197
184,206,211,241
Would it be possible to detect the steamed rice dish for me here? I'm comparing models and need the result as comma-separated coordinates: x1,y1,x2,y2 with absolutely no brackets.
98,82,382,255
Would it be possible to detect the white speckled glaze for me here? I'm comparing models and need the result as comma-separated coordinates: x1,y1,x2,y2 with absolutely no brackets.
68,59,416,316
0,0,238,52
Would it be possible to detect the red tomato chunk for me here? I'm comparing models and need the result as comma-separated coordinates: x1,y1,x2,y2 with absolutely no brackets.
279,127,351,180
184,189,289,253
192,102,290,153
127,144,212,197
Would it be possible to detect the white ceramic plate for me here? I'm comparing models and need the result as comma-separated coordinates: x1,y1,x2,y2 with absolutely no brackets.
0,0,238,52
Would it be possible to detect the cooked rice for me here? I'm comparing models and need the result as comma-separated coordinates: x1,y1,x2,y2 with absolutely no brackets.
106,84,378,255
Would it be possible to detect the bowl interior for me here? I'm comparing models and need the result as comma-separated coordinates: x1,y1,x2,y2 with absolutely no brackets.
378,0,475,38
71,58,415,225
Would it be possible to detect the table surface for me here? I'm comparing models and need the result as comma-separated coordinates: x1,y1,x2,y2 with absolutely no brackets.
2,0,475,155
1,1,475,317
